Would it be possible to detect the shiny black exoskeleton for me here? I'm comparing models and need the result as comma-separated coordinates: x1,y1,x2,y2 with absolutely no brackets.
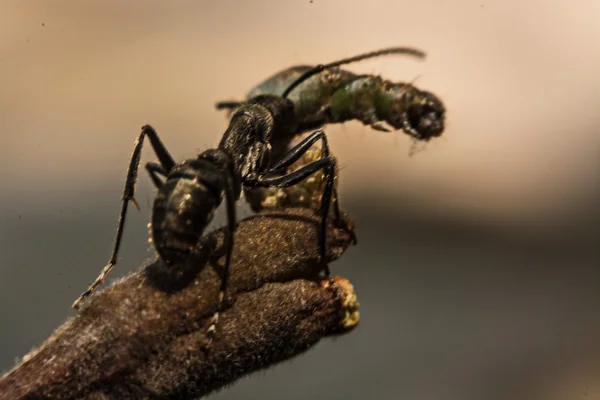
71,50,427,320
72,96,350,333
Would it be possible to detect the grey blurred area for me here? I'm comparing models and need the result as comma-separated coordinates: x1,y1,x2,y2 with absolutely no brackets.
1,1,599,399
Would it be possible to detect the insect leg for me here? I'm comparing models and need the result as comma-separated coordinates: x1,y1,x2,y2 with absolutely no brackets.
207,171,237,337
145,161,168,188
270,129,329,169
215,100,243,110
269,129,352,234
245,157,336,275
72,125,176,310
362,110,391,132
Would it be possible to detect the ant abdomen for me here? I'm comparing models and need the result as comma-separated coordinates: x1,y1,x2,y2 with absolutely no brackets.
152,160,223,266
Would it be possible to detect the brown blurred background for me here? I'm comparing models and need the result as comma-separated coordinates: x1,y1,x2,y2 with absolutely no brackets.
1,1,599,399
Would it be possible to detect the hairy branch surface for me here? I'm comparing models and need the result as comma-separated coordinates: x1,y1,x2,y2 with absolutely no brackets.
0,208,358,400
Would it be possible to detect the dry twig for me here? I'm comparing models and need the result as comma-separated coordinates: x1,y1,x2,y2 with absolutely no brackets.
0,208,358,400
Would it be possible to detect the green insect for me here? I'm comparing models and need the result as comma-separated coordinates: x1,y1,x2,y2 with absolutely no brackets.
216,47,445,142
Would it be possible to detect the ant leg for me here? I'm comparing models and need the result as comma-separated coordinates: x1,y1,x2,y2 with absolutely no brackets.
140,125,176,170
145,161,168,188
215,100,242,111
72,125,176,310
268,130,355,243
270,129,329,169
207,171,237,337
244,157,336,275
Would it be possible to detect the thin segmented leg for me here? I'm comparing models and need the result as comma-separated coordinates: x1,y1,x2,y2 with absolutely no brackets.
244,154,337,275
206,170,237,337
145,161,168,188
215,100,242,111
72,125,176,310
268,129,357,247
269,129,342,220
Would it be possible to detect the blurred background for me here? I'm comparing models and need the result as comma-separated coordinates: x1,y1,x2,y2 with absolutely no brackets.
1,1,599,399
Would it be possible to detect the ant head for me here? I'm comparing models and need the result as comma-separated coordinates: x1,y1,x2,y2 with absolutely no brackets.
398,89,445,141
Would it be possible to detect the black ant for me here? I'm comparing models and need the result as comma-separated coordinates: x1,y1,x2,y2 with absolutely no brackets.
72,47,421,336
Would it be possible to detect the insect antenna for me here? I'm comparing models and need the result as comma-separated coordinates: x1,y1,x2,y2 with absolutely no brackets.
408,74,422,86
281,46,427,99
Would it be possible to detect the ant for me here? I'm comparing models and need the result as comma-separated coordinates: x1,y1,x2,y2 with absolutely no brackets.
72,47,421,337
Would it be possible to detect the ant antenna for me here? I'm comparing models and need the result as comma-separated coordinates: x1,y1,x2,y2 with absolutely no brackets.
281,46,427,99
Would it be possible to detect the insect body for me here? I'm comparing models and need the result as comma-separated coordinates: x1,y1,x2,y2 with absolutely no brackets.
73,48,424,333
217,49,446,143
72,97,344,333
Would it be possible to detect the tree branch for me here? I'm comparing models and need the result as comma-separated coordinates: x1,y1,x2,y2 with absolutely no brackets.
0,208,358,400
